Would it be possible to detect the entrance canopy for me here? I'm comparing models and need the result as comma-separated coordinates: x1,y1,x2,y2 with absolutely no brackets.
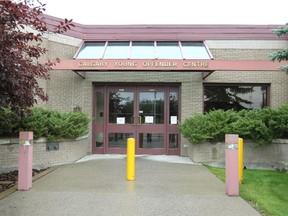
46,19,284,77
53,59,284,73
53,40,284,76
53,40,283,75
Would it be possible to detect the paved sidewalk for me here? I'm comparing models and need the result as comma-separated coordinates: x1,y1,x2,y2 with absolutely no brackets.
0,155,261,216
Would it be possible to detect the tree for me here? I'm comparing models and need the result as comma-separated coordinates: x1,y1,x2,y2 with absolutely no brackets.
204,86,254,112
0,0,74,114
269,24,288,73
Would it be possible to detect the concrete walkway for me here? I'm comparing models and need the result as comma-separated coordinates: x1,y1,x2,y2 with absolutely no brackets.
0,155,261,216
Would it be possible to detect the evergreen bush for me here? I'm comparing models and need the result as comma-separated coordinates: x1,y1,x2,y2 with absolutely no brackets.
0,107,90,141
179,105,288,146
0,108,21,137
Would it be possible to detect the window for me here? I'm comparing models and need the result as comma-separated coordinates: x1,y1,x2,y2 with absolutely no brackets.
204,84,268,113
181,42,211,59
130,41,155,59
103,42,130,59
75,41,212,60
156,42,182,59
76,42,106,59
169,92,178,124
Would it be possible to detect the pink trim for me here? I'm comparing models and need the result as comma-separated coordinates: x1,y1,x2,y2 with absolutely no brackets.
19,131,33,140
225,148,239,196
42,14,285,41
52,59,284,71
225,134,239,144
18,145,33,191
225,134,239,196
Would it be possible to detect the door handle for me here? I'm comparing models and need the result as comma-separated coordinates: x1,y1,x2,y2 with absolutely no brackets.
138,116,142,125
131,116,135,125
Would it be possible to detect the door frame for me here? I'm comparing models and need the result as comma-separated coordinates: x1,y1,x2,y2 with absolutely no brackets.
92,83,181,155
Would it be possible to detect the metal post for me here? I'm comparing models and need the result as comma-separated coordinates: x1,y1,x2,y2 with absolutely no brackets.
238,138,244,184
18,132,33,191
126,138,135,181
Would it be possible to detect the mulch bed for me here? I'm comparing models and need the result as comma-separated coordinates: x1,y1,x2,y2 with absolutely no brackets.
0,169,48,193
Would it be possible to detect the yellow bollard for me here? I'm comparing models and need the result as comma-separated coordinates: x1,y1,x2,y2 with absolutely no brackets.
126,138,135,181
238,138,244,184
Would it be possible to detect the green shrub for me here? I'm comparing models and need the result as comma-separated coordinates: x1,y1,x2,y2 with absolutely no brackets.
179,109,239,143
267,105,288,138
0,107,90,141
60,112,90,140
21,107,50,139
179,113,212,144
179,105,288,146
0,108,21,137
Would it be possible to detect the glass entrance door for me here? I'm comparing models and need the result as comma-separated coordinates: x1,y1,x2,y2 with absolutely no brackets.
92,85,180,155
107,87,135,153
137,89,166,154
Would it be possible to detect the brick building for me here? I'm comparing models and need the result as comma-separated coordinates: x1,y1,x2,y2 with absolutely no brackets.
42,15,287,157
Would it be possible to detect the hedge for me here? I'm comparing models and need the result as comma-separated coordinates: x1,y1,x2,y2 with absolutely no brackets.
0,107,90,141
179,105,288,146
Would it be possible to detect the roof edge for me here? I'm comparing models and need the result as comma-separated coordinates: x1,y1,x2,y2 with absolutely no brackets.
42,14,286,41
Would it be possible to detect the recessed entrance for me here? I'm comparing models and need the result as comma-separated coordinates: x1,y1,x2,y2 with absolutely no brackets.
92,84,180,155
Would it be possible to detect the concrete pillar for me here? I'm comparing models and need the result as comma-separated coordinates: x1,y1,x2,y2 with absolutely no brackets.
225,134,239,196
18,132,33,191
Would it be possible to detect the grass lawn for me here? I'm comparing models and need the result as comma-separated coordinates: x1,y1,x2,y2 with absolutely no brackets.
205,165,288,216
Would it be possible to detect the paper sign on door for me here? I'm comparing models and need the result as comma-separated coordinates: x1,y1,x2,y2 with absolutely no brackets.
171,116,178,124
117,117,125,124
145,116,154,124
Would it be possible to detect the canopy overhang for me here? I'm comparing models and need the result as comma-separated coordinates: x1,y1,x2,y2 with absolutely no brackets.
52,59,285,79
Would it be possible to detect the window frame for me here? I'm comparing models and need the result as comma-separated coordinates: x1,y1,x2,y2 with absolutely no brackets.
75,40,212,60
203,83,270,113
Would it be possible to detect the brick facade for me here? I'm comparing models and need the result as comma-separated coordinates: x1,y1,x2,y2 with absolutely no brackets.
3,23,287,170
205,40,288,108
2,18,288,170
39,31,288,158
0,137,88,172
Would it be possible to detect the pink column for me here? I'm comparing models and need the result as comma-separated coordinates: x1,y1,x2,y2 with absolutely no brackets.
18,132,33,191
225,134,239,196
